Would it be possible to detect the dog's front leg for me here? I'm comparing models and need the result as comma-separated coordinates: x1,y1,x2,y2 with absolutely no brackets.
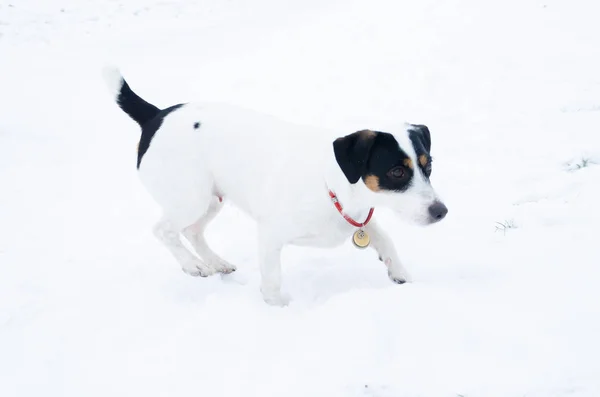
364,219,412,284
258,228,290,306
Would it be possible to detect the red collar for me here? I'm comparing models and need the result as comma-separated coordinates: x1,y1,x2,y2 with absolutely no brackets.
328,190,374,228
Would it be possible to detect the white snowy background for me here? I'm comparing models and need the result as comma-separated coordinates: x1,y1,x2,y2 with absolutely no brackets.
1,0,599,396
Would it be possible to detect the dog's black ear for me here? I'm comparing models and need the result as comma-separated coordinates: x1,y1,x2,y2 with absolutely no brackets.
410,124,431,152
333,130,378,184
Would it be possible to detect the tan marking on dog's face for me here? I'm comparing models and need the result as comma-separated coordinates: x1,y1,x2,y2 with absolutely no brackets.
419,154,428,167
364,175,381,192
403,158,414,169
358,129,376,139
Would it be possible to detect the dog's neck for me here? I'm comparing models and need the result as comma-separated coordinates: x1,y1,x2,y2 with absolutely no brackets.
323,154,376,222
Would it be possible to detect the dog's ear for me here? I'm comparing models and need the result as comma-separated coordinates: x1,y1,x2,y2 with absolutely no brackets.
333,130,378,184
409,124,431,152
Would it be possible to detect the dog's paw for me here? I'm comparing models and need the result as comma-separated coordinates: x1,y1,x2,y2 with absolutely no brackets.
208,257,237,275
385,258,412,284
389,273,408,284
261,290,291,307
181,260,217,277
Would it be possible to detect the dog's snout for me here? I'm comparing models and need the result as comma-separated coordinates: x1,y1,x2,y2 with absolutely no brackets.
428,201,448,222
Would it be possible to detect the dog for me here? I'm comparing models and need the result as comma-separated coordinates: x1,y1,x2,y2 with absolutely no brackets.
102,67,448,306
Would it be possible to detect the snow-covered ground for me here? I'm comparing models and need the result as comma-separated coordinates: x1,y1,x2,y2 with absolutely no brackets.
1,0,599,396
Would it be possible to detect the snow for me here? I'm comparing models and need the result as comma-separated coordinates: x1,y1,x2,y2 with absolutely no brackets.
1,0,599,396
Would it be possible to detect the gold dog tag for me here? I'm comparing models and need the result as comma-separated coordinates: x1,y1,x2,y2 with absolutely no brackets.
352,229,370,249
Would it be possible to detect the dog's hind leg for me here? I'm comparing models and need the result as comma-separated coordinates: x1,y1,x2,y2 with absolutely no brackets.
182,196,236,274
153,217,218,277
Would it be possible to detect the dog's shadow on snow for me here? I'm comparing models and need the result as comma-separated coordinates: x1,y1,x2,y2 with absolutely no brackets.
158,244,395,307
281,244,395,306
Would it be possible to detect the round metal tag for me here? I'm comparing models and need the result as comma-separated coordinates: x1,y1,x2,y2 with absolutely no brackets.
352,229,370,249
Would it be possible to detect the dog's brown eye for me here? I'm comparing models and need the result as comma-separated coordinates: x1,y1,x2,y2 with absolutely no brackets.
388,166,406,179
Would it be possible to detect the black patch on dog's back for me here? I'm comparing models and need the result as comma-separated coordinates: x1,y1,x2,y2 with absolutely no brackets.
137,104,184,168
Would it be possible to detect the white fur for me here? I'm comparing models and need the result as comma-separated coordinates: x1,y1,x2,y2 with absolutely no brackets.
107,71,444,306
101,66,124,100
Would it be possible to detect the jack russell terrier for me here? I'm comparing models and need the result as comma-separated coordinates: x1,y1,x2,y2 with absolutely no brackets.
102,67,448,306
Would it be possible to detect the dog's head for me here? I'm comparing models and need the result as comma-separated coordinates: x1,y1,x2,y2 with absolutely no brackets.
333,124,447,225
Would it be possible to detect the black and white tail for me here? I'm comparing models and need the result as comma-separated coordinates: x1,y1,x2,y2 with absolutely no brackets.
102,66,160,127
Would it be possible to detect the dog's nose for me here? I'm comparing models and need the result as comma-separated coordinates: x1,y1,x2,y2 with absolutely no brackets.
428,201,448,222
